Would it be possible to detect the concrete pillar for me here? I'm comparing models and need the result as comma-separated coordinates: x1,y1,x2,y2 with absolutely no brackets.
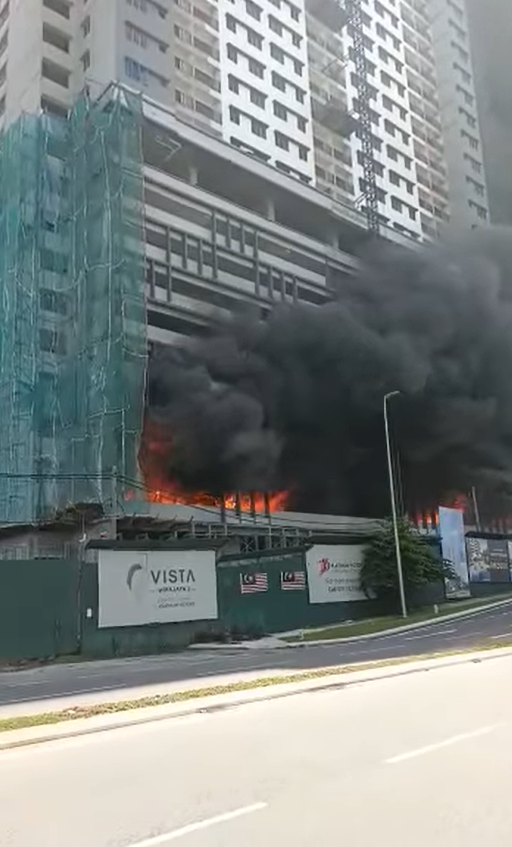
188,165,199,186
265,197,276,222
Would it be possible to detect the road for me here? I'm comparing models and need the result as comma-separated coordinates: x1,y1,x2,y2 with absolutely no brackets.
3,653,512,846
1,602,511,718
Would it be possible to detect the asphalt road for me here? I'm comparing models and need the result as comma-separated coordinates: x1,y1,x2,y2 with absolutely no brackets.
1,602,511,718
3,653,512,846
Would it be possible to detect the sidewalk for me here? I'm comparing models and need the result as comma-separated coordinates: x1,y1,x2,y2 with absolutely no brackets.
2,645,512,752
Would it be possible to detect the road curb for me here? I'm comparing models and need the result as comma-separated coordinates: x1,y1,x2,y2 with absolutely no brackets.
2,646,512,752
187,598,512,651
280,598,512,648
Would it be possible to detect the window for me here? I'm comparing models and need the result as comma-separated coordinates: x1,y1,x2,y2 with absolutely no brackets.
228,74,239,93
126,24,148,47
272,71,286,91
174,24,192,43
269,15,282,36
270,42,284,63
43,0,70,19
389,170,400,186
226,14,236,32
195,100,214,119
247,27,262,49
289,4,299,20
295,87,305,104
274,101,287,120
43,25,71,53
124,57,150,85
41,97,68,118
81,50,90,71
40,328,66,355
391,196,402,212
384,119,395,136
250,88,265,107
297,115,306,132
251,118,267,138
298,145,308,161
81,15,91,36
227,43,238,62
291,32,301,47
293,59,303,76
275,131,289,150
246,0,261,20
175,89,191,106
248,57,264,78
229,105,241,124
42,59,69,88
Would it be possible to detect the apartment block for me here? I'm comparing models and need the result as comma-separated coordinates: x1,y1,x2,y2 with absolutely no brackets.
430,0,489,229
0,0,490,238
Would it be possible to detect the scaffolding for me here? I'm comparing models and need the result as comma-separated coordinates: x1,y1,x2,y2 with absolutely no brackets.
0,87,147,525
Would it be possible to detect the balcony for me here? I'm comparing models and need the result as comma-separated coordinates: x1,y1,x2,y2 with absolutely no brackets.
312,98,358,138
306,0,349,32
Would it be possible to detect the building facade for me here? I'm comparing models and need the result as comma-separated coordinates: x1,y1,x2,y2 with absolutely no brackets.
0,0,490,239
465,0,512,225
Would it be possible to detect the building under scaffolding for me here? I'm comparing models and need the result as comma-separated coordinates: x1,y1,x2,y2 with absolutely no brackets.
0,89,147,525
0,83,415,528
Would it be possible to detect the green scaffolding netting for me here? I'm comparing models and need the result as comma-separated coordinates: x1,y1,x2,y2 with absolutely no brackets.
0,88,147,524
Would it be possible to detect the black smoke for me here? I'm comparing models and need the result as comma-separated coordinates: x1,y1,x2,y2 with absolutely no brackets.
466,0,512,224
146,229,512,517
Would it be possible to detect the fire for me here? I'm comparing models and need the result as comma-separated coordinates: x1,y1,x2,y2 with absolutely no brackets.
138,417,289,513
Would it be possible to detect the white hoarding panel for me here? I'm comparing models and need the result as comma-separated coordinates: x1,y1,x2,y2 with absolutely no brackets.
98,549,218,628
306,544,366,604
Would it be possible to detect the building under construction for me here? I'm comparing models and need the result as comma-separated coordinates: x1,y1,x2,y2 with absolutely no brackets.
0,82,417,537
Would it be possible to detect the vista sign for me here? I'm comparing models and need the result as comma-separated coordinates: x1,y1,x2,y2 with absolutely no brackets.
98,549,218,627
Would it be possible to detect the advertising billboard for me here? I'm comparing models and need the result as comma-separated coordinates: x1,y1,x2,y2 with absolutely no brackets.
467,537,511,584
98,549,218,628
306,544,366,604
438,506,470,598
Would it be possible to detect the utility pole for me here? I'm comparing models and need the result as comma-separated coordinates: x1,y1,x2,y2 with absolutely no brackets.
384,391,407,618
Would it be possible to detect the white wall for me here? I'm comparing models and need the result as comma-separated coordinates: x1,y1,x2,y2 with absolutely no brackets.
219,0,315,182
344,0,422,238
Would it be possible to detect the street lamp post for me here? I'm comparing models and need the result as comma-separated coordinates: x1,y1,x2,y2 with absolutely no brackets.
384,391,407,618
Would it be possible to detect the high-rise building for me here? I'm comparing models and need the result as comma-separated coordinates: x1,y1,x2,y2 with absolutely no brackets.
0,0,490,240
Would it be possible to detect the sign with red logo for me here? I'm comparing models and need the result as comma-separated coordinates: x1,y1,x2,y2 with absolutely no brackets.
306,545,366,604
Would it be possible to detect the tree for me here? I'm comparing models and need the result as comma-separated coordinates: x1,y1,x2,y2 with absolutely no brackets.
361,517,449,606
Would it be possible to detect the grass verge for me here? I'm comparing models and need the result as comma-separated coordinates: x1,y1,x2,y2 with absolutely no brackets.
2,640,512,736
283,595,512,642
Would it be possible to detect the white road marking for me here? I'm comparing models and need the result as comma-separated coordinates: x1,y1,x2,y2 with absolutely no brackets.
386,724,501,764
127,803,267,845
403,628,457,641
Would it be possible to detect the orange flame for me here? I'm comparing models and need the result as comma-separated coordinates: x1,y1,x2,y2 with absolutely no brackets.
138,418,289,513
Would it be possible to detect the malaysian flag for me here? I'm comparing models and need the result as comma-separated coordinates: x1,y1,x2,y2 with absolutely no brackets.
240,572,268,594
280,571,306,591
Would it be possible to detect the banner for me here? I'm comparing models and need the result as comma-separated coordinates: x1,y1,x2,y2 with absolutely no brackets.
438,506,470,598
306,544,366,604
467,537,511,584
98,549,218,628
